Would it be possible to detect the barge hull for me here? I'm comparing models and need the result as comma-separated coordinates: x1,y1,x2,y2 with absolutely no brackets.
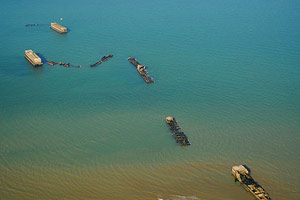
24,50,43,66
51,23,68,33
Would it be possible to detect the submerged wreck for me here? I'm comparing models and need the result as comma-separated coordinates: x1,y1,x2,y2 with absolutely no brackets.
47,61,58,66
232,165,271,200
25,23,53,27
46,61,80,68
90,54,113,67
128,57,154,83
165,116,190,146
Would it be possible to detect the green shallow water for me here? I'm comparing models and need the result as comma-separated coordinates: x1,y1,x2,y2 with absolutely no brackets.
0,0,300,199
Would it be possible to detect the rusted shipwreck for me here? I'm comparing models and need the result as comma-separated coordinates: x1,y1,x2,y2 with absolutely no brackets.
128,57,154,83
232,165,271,200
165,116,190,146
90,54,113,67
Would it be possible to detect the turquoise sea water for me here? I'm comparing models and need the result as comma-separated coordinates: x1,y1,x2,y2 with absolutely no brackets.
0,0,300,199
